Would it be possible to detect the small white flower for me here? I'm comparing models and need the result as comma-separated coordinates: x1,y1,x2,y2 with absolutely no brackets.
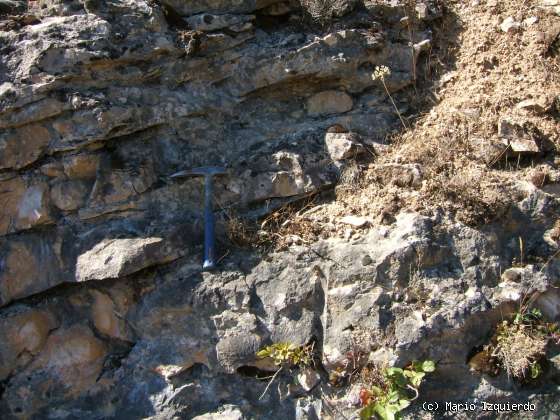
371,65,391,81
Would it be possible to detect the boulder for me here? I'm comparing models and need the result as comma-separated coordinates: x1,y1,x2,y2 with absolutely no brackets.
76,237,182,282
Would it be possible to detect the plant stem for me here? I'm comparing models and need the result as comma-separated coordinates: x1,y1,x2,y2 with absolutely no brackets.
382,78,408,130
259,367,282,400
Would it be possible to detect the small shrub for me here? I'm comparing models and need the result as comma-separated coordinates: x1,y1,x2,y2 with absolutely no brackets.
493,308,558,381
359,360,436,420
256,342,316,399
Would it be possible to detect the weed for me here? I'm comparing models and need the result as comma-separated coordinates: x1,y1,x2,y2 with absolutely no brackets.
329,348,369,387
358,360,436,420
372,66,409,130
257,342,314,368
256,342,316,399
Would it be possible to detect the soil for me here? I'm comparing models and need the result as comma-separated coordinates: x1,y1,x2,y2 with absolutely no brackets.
300,0,560,238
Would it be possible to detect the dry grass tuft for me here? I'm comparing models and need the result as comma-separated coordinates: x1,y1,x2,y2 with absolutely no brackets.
493,320,547,380
225,216,257,248
226,193,330,251
299,0,345,24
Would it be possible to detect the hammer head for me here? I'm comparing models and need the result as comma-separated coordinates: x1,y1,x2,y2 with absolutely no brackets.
171,166,226,178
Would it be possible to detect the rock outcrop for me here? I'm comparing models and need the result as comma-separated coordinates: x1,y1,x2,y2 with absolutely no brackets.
0,0,559,419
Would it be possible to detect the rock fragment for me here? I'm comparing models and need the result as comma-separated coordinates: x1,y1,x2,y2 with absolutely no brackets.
498,117,540,153
76,237,182,282
370,163,423,188
340,215,369,228
325,132,364,161
0,124,52,170
0,177,53,236
50,180,90,211
500,17,521,33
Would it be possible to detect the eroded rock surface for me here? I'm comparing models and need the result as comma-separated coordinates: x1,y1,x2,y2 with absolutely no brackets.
1,0,559,419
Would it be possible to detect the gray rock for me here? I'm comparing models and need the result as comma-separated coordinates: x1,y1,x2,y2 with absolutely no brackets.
500,16,521,33
325,132,364,161
499,117,541,153
185,13,254,32
193,405,246,420
76,237,183,282
307,90,353,116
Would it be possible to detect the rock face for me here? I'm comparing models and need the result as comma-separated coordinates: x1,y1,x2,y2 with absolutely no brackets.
0,1,559,419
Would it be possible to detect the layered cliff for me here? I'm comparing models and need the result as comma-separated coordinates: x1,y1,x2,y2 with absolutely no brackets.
0,0,559,419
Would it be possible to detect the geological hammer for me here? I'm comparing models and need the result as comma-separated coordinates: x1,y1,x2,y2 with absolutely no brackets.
171,166,226,270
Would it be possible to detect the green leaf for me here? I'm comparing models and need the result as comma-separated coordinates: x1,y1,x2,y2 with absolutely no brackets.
373,402,392,420
371,385,384,396
421,360,436,372
385,368,407,387
382,403,400,420
256,349,271,358
397,399,411,410
530,362,541,379
386,367,404,376
409,372,425,388
360,404,377,420
387,390,400,403
411,361,423,371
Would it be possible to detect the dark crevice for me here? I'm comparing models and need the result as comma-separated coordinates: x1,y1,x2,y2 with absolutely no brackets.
236,365,276,379
254,12,292,33
96,341,135,382
159,2,190,30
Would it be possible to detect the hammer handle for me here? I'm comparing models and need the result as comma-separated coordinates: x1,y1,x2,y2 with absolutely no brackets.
202,175,216,270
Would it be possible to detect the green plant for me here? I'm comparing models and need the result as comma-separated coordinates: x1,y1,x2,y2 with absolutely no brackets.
359,360,435,420
256,342,315,399
256,342,313,367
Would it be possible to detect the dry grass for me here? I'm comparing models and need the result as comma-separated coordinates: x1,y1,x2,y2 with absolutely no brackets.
325,0,560,226
493,320,548,380
225,193,330,251
299,0,346,24
230,0,560,250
